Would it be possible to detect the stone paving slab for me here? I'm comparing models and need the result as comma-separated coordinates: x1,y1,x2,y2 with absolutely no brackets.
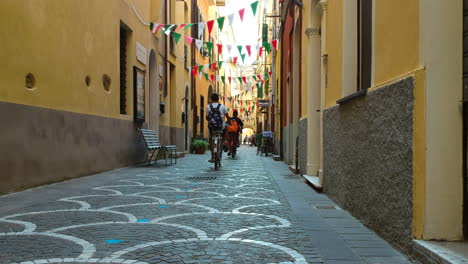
0,146,412,264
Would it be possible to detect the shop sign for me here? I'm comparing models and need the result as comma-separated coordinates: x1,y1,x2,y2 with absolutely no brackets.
258,100,270,107
136,42,147,65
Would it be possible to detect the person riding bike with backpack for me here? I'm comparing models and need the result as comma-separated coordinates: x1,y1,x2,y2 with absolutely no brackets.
226,110,244,156
206,93,229,163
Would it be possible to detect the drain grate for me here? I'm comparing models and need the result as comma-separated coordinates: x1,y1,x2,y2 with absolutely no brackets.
315,205,337,210
187,176,217,181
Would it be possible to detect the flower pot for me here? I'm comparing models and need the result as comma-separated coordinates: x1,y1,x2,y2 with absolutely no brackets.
195,148,205,154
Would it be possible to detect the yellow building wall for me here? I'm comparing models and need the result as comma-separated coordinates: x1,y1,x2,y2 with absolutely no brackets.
168,0,191,129
371,0,424,238
0,0,155,121
325,0,343,107
373,0,419,86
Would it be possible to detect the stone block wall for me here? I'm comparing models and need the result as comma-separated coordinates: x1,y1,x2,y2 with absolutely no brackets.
0,101,146,194
323,77,414,253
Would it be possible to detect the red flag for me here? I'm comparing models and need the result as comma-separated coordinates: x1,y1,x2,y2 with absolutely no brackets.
246,45,251,56
217,44,223,54
239,8,245,21
271,39,278,51
228,77,232,83
242,76,247,83
258,47,263,57
153,24,165,34
178,24,187,30
185,36,193,45
192,69,197,77
268,71,272,78
207,20,215,35
232,57,238,65
257,74,262,80
193,65,198,72
210,74,215,82
211,62,218,71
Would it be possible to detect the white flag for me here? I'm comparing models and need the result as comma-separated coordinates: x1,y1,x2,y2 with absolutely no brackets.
163,25,176,35
226,45,233,55
195,39,204,51
228,14,235,27
198,23,206,39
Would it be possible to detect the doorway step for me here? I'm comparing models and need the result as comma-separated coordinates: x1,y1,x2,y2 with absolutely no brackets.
413,240,468,264
303,175,323,193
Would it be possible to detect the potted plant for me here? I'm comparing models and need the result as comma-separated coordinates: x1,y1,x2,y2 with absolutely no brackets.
191,139,208,154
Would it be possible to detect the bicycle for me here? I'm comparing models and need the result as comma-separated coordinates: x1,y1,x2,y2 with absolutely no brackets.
212,131,223,170
257,131,274,156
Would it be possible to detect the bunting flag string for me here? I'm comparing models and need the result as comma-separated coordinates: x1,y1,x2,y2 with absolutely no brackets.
149,1,259,37
159,25,279,59
189,68,273,85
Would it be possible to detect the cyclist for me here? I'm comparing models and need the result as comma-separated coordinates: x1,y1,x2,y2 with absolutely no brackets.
206,93,229,163
226,110,244,156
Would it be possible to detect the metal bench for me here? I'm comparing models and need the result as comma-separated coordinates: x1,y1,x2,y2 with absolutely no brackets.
139,128,177,165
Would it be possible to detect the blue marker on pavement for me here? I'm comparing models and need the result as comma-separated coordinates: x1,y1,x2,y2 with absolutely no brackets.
106,240,122,244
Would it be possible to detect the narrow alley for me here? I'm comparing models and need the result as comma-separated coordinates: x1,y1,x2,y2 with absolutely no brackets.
0,148,410,264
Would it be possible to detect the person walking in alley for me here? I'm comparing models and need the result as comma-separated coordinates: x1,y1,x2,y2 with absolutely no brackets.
206,93,229,163
226,110,244,156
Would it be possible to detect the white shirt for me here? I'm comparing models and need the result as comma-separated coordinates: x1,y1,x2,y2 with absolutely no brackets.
206,103,228,118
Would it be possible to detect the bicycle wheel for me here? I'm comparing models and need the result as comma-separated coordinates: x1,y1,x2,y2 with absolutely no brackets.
218,141,222,166
214,154,219,170
231,146,236,158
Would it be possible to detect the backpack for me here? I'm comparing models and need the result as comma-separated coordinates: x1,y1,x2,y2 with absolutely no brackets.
208,104,223,131
227,118,239,133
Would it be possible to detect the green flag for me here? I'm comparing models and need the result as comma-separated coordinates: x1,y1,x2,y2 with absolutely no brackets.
218,61,223,69
241,54,246,63
150,22,154,31
263,42,272,53
204,73,209,80
199,65,204,73
206,42,213,55
183,23,194,30
238,77,243,84
251,1,259,16
237,45,243,55
221,76,226,84
253,75,258,81
173,32,182,44
217,17,225,31
163,24,173,32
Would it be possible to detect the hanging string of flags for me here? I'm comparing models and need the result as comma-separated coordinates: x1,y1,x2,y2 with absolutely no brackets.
150,1,260,38
150,23,279,58
194,69,273,85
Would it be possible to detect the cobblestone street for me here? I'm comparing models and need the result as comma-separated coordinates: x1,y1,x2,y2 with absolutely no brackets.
0,147,411,264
